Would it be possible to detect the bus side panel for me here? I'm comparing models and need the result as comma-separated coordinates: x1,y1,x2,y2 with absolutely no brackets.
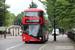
43,32,48,42
45,32,49,41
22,33,43,42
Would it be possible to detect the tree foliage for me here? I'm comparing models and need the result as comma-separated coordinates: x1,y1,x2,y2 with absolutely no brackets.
14,12,24,25
39,0,75,29
28,0,38,8
0,0,16,27
0,0,10,26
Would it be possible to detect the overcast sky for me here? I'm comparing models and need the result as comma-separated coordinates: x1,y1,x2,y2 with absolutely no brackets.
6,0,46,16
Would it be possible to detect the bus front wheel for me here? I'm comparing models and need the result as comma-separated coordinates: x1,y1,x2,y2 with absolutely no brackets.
25,41,28,43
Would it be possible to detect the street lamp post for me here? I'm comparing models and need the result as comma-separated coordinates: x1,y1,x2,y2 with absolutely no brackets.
54,15,56,41
54,0,56,41
4,0,6,39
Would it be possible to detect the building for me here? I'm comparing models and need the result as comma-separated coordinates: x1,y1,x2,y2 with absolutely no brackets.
7,25,21,36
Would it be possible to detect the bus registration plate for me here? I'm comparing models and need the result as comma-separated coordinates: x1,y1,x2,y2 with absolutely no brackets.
30,39,35,41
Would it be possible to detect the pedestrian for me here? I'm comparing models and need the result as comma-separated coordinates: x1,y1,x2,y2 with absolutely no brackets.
62,29,64,36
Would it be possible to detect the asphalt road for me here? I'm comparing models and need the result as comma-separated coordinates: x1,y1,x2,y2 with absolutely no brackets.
0,34,69,50
0,35,53,50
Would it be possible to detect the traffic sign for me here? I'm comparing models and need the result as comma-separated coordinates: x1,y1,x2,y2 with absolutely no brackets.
0,27,5,31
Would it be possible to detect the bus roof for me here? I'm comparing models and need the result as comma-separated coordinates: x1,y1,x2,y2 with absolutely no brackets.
24,8,43,12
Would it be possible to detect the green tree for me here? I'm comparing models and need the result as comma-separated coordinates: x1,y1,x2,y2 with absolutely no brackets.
28,0,38,8
39,0,75,29
0,0,10,26
6,13,16,26
39,0,56,29
14,12,24,25
0,0,5,26
54,0,75,29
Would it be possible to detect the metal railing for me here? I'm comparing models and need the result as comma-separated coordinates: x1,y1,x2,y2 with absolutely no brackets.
68,32,75,42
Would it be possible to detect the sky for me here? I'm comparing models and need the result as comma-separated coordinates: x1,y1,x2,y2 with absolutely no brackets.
6,0,46,16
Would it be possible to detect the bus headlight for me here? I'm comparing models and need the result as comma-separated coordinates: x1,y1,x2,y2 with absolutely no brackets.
39,37,42,40
24,37,26,39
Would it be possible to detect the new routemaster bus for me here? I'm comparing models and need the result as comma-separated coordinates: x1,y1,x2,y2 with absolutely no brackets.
22,8,49,43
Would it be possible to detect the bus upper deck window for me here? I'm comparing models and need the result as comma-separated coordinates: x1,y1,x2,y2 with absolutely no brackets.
24,12,43,17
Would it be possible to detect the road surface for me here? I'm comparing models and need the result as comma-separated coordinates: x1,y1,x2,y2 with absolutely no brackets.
0,36,50,50
0,34,74,50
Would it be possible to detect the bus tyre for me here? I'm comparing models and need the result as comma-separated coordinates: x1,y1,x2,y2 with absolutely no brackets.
25,41,28,43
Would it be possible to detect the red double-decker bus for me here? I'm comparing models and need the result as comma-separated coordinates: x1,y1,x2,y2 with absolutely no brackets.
22,8,49,43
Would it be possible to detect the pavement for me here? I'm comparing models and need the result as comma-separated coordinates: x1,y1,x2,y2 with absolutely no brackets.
40,35,75,50
0,34,21,39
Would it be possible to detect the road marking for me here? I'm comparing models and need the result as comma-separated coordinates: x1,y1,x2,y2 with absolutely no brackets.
39,44,47,50
6,43,23,50
39,39,53,50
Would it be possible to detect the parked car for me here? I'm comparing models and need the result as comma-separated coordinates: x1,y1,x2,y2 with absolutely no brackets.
52,29,59,36
66,30,72,35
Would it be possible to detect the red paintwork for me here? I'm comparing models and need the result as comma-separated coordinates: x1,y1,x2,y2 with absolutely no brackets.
22,33,43,42
22,8,48,42
24,8,43,12
68,30,71,32
23,17,43,24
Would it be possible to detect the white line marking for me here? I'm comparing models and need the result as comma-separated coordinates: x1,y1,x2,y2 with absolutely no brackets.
39,39,53,50
6,43,23,50
39,44,47,50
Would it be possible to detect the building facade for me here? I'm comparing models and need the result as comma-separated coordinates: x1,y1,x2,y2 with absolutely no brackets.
7,25,21,36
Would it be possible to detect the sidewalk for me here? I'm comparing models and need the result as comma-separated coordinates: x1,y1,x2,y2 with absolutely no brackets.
0,34,21,39
42,35,75,50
